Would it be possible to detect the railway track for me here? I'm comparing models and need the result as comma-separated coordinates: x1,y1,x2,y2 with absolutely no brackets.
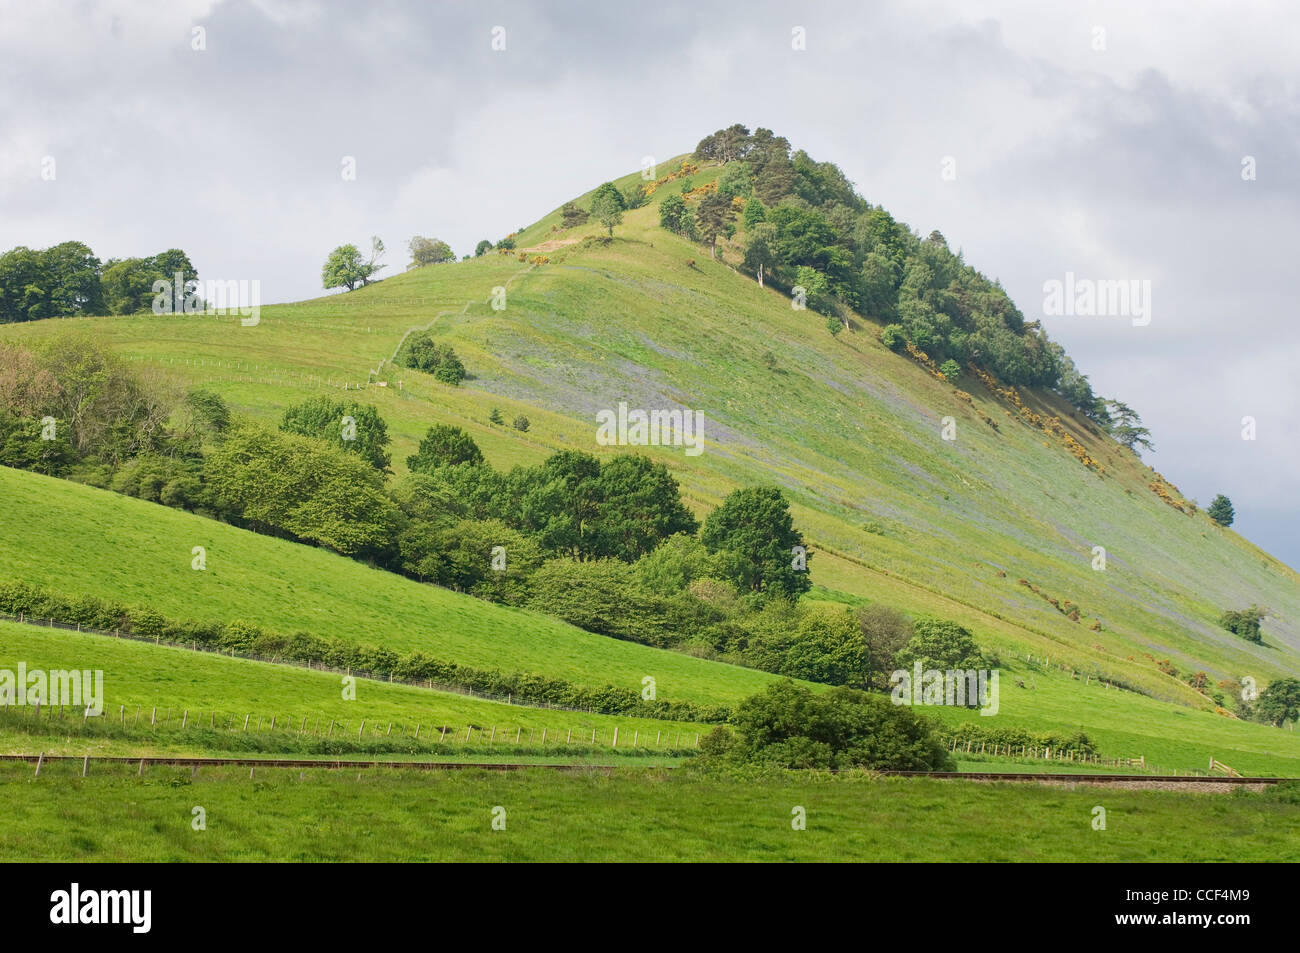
0,754,1290,784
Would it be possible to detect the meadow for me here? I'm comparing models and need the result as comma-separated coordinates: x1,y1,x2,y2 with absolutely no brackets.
2,763,1296,862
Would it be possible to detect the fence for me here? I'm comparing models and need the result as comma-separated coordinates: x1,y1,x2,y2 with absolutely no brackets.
949,738,1207,776
0,698,701,751
0,611,599,715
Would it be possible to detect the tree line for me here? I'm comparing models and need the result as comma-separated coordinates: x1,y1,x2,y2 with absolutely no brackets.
0,241,197,322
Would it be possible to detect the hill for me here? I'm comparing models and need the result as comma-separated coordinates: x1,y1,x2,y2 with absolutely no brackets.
4,132,1300,775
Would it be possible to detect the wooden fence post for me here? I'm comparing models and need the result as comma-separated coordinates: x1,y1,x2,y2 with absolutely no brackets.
34,752,44,777
612,727,619,747
82,754,89,777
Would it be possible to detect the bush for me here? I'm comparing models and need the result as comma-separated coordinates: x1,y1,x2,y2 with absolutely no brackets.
400,332,466,385
939,359,961,381
512,415,530,432
725,680,953,771
1219,606,1263,643
880,324,906,351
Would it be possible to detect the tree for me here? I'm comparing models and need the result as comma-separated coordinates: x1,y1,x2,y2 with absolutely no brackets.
695,191,736,258
857,604,914,689
561,202,589,228
1104,400,1154,453
182,388,230,436
696,124,751,164
589,182,625,236
939,359,962,382
474,240,493,257
717,161,754,199
895,618,982,671
742,197,766,229
1208,494,1235,526
406,424,484,472
742,222,775,278
280,396,392,472
701,486,810,599
321,244,368,292
880,324,906,350
783,607,871,687
488,408,504,425
42,242,104,318
34,334,171,462
592,454,699,561
659,194,688,234
1257,678,1300,728
408,236,455,267
512,415,530,432
364,236,386,284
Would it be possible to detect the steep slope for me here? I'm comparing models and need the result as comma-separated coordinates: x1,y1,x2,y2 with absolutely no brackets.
1,467,779,706
5,150,1299,755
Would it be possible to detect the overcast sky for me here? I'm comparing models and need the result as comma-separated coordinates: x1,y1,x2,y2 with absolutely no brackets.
3,0,1298,567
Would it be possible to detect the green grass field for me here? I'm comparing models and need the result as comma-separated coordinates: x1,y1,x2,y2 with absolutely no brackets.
0,467,780,707
3,763,1297,861
0,620,707,757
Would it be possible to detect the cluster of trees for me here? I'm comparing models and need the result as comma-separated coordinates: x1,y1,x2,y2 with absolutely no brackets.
681,124,1141,424
0,338,178,475
0,241,198,321
556,181,648,237
397,331,467,385
1219,606,1264,643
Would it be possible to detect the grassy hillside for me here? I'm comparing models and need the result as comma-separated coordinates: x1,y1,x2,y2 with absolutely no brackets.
4,151,1299,772
0,620,707,758
0,467,779,706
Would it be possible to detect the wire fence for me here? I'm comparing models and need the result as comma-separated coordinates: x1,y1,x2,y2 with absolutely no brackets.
0,611,604,715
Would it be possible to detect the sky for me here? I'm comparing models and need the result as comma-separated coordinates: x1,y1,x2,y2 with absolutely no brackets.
3,0,1298,567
